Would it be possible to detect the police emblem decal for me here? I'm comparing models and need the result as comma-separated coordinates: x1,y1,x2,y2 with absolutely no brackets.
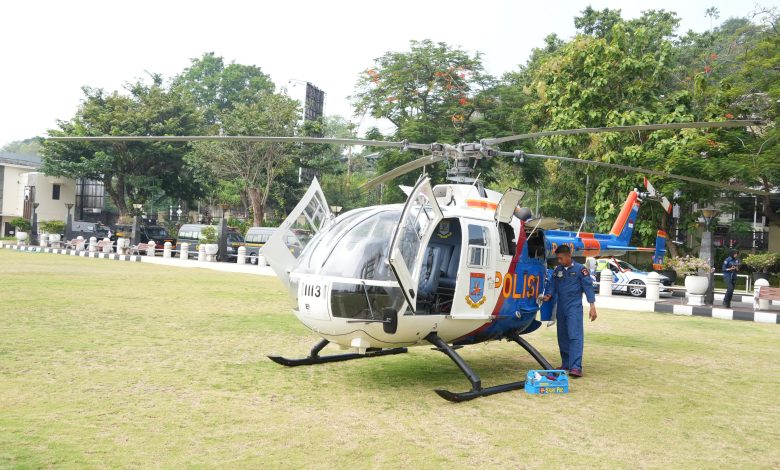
465,272,486,308
437,221,452,239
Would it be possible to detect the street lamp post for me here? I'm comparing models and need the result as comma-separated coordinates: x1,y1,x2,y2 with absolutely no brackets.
699,207,720,305
218,203,230,262
131,203,143,245
65,203,74,240
31,202,40,245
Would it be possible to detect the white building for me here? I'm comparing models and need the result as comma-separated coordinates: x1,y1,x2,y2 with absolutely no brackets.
0,152,77,236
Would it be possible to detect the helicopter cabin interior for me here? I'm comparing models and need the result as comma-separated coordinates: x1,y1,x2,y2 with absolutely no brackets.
416,218,462,314
414,214,547,315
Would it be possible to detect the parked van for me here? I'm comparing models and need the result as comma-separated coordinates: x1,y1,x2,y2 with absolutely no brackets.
245,227,277,264
176,224,245,259
113,224,174,246
71,221,109,240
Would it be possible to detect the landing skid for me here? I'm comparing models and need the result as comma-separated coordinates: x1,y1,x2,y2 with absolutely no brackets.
268,339,408,367
426,332,553,403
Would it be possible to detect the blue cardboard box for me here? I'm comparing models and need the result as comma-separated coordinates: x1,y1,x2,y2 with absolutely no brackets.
524,369,569,394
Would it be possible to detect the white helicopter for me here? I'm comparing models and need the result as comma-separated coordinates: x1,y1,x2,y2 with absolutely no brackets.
51,120,765,402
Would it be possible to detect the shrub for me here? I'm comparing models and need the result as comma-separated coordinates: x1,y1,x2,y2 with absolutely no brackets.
742,252,780,273
10,217,31,233
201,226,218,244
664,256,712,276
40,220,65,234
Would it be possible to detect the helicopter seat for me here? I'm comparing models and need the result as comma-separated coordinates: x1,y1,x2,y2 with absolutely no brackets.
418,244,446,302
439,247,460,290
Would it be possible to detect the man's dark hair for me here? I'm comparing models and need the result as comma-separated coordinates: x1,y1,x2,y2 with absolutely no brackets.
730,250,739,257
555,245,571,255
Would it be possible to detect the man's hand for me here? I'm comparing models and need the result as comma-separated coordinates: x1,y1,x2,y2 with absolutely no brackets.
589,304,597,322
543,294,551,302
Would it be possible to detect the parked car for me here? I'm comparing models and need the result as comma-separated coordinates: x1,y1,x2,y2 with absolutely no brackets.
593,257,671,297
71,221,110,240
244,227,311,264
176,224,245,260
112,224,175,247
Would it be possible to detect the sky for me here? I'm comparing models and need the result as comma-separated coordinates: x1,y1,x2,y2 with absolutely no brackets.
1,0,777,147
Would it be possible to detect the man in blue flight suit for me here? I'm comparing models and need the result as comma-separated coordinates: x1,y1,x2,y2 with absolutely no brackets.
722,250,740,308
543,245,597,378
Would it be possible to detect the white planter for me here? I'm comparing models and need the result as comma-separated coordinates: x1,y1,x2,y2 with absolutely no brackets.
684,275,709,295
204,243,218,262
16,231,28,243
49,234,61,244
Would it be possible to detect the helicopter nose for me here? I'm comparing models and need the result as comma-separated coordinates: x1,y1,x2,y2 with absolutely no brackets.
295,276,330,321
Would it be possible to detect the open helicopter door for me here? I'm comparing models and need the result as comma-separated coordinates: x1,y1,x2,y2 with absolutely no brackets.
388,176,443,313
262,177,332,287
494,189,526,224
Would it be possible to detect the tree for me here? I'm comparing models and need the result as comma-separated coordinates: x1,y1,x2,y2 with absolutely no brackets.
353,39,497,202
42,75,203,217
173,52,274,128
574,6,624,39
491,8,744,246
187,93,300,226
721,8,780,226
2,137,43,155
705,7,721,30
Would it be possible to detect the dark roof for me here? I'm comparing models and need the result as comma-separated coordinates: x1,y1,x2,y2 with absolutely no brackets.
0,152,41,168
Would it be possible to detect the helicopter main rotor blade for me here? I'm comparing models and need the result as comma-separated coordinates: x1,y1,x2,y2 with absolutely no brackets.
483,120,762,146
499,151,768,196
47,134,432,150
359,154,446,191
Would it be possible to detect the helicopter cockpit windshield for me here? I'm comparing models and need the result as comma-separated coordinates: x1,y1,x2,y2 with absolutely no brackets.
290,207,407,321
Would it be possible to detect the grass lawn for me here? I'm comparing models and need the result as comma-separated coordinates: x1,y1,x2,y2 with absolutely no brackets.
1,249,778,469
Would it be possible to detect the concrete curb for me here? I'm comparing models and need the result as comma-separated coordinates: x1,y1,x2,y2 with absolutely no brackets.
1,243,141,261
587,293,779,325
0,243,276,277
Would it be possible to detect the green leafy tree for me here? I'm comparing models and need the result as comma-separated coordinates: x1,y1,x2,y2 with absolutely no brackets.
173,52,274,128
187,93,300,226
353,39,497,202
42,76,203,217
2,137,43,155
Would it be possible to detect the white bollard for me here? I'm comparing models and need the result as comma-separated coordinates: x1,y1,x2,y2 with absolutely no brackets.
76,236,85,251
198,244,206,262
147,241,156,257
40,233,49,248
163,241,172,258
646,272,661,301
88,236,98,253
116,238,128,255
600,269,613,296
102,237,112,253
257,253,268,267
237,246,246,265
754,278,770,311
181,242,189,260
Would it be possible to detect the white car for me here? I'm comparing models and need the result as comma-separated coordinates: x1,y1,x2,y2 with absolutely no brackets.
593,257,671,297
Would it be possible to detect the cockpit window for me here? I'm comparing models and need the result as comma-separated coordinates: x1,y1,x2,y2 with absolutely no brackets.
295,208,374,273
319,210,400,280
